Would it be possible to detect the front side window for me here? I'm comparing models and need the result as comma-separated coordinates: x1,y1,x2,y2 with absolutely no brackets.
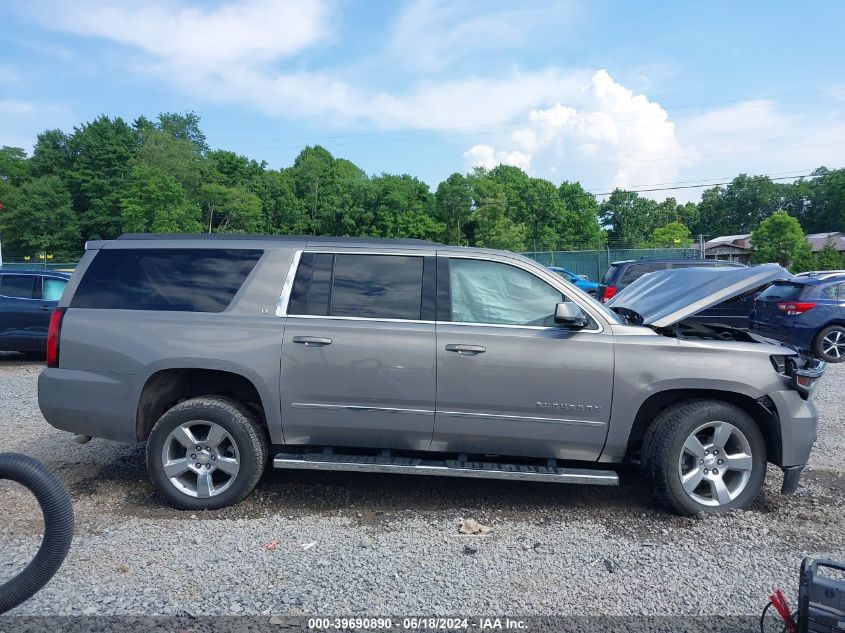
0,275,37,299
288,253,426,320
43,278,67,302
448,258,563,326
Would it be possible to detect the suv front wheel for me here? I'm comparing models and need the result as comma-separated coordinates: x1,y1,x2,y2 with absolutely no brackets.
643,399,766,515
146,396,268,510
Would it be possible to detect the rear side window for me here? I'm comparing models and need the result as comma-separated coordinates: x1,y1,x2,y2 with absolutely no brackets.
0,274,37,299
619,262,665,286
288,253,431,320
71,248,262,312
43,278,67,301
757,282,805,302
821,283,843,300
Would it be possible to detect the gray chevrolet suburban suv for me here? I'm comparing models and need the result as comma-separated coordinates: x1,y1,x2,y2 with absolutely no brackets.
38,234,825,515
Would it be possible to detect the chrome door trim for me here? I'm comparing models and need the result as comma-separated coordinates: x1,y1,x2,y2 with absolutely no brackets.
275,249,302,317
291,402,435,416
284,314,435,325
436,410,605,427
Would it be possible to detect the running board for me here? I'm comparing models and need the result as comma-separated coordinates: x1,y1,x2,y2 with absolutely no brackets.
272,452,618,486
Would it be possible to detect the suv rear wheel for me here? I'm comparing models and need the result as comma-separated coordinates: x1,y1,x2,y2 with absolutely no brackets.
644,399,766,515
146,396,268,510
814,325,845,363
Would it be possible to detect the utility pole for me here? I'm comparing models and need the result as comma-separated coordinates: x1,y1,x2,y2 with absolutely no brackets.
699,234,705,258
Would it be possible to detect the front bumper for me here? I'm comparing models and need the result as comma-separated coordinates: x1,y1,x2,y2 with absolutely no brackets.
767,389,820,494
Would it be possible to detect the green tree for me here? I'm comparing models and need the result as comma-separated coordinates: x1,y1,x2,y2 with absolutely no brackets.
67,115,138,239
808,168,845,233
557,181,605,248
29,129,71,180
790,239,816,273
1,176,80,256
435,173,473,244
366,174,442,240
815,237,844,271
198,183,264,233
697,174,785,237
120,164,202,233
599,189,659,246
473,204,527,252
134,129,208,198
648,221,693,247
0,146,29,185
156,111,208,153
751,211,805,266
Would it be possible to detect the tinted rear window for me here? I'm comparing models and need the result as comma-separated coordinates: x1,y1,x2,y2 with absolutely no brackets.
619,262,666,285
71,248,262,312
757,282,805,302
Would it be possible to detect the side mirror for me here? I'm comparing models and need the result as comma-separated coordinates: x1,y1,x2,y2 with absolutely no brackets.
554,301,588,329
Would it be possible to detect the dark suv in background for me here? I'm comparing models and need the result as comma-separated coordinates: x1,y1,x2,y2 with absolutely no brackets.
0,269,70,355
597,259,754,327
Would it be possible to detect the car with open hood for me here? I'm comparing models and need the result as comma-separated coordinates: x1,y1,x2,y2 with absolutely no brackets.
38,235,825,516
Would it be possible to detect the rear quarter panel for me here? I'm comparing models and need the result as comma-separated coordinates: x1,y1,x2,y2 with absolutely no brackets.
47,248,297,443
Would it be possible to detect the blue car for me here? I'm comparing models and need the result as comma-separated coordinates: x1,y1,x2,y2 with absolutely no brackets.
750,272,845,363
548,266,599,295
0,269,71,355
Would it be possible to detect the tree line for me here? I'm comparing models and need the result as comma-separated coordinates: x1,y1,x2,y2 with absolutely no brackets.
0,112,843,265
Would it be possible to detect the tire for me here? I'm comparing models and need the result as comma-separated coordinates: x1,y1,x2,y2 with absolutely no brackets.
644,399,766,515
146,396,268,510
813,325,845,363
0,453,74,614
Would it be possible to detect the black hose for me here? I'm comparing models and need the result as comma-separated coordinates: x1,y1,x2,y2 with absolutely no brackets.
0,453,74,614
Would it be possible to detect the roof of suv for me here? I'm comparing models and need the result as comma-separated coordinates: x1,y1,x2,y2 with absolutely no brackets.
93,233,531,261
0,269,71,278
115,233,442,246
608,258,745,267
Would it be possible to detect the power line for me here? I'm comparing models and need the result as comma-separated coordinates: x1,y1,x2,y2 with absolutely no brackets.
586,171,822,196
582,168,819,191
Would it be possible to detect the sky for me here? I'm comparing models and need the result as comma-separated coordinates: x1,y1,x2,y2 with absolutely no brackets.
1,0,844,202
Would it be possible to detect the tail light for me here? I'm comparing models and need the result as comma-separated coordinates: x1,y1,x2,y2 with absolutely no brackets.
776,301,816,316
601,285,617,303
46,308,66,368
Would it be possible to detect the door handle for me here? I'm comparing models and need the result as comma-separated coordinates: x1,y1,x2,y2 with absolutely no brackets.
445,344,486,355
40,305,53,311
292,336,333,347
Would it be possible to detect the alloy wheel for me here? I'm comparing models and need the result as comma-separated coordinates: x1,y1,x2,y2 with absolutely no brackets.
677,420,753,507
821,329,845,360
160,421,240,498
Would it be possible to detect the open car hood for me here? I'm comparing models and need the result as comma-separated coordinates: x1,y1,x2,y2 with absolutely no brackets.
605,263,792,328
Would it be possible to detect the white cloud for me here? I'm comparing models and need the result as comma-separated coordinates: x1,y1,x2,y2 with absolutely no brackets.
388,0,575,72
36,0,332,70
463,70,691,193
28,0,592,131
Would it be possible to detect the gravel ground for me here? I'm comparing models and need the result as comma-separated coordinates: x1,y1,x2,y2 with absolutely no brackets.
1,353,843,619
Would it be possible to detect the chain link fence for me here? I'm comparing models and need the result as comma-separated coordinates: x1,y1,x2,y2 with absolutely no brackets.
523,247,703,282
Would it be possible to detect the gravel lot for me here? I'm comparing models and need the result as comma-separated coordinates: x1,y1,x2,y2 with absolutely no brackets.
1,353,843,619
